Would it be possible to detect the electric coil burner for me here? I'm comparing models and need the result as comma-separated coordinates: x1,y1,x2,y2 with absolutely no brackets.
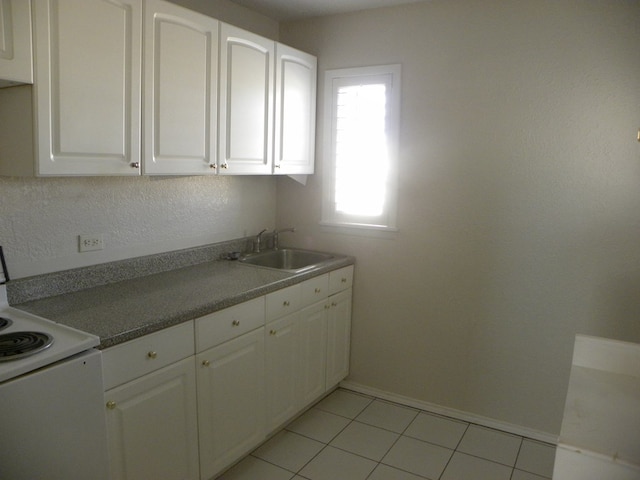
0,331,54,362
0,284,100,383
0,316,12,330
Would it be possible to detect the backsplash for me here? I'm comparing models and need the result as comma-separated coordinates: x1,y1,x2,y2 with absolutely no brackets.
6,237,252,304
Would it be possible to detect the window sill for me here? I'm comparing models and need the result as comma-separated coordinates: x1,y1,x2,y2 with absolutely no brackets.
319,221,398,239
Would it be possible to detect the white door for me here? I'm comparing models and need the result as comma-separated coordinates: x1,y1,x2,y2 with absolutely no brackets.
143,0,218,175
105,357,200,480
0,0,33,86
218,23,274,174
265,312,299,432
32,0,142,175
298,300,328,407
274,44,317,174
326,289,352,388
197,328,266,479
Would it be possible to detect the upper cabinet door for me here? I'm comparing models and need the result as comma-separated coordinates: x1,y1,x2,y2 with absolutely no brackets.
32,0,142,176
143,0,218,175
0,0,33,87
274,44,317,175
218,23,274,175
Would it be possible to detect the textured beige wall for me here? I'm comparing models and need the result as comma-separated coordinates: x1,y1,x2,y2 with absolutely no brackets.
277,0,640,436
0,175,276,278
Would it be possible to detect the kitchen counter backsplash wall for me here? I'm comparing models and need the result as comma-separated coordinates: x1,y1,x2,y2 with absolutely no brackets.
0,175,277,279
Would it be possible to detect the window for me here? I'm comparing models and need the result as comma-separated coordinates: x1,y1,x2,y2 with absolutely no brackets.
321,64,401,232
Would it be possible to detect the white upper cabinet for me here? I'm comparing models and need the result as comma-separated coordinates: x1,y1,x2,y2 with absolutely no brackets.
32,0,142,176
143,0,218,175
218,23,274,175
0,0,33,87
274,44,317,175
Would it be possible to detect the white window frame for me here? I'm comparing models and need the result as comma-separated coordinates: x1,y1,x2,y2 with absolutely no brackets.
321,64,401,233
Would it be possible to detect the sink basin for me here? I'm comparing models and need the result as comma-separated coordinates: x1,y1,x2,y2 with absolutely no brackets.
239,249,335,273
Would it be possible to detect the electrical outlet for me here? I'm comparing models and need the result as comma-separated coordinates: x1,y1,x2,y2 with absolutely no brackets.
79,234,104,252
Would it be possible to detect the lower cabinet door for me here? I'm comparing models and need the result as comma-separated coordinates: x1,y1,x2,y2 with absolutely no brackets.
197,327,266,480
105,357,200,480
298,301,328,407
326,289,352,388
265,312,299,433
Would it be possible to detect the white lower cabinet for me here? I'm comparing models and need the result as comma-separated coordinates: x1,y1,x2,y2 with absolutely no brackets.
197,327,266,480
102,265,353,480
298,300,329,408
265,312,299,432
326,288,353,389
105,357,200,480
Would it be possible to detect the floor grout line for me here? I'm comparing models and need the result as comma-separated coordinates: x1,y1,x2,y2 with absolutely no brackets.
221,388,555,480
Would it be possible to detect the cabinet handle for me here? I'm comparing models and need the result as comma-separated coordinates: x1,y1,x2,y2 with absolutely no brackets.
130,162,140,169
314,288,321,293
274,164,281,169
283,301,290,307
232,320,240,326
221,163,229,169
106,401,117,410
202,360,210,367
331,302,337,307
209,164,216,169
147,351,157,359
269,329,277,336
325,304,330,310
341,277,347,283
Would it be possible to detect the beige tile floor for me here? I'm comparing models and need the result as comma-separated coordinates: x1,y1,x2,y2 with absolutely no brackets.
217,388,556,480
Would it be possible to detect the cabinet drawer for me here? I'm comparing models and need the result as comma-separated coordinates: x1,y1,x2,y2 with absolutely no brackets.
300,274,329,307
102,321,195,390
329,265,354,295
266,284,301,322
195,297,265,352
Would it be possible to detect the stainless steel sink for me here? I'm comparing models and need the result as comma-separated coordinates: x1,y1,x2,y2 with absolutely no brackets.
239,249,335,273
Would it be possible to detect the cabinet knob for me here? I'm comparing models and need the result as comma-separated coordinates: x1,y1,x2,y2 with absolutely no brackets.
269,329,277,336
221,163,229,169
314,288,321,293
147,351,157,359
130,162,140,169
331,302,337,307
325,304,330,310
202,360,210,367
274,164,281,169
283,300,290,307
341,278,347,283
106,401,117,410
232,320,240,326
209,164,216,169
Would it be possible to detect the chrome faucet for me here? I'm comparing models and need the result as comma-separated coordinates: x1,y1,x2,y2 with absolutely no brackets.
254,228,268,253
272,227,295,250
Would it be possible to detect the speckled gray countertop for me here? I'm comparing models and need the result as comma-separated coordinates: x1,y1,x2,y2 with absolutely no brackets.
9,241,354,349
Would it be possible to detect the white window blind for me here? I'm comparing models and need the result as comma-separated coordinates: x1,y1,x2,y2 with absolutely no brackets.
322,65,400,232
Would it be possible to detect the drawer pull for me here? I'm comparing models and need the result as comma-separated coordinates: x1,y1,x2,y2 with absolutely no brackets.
325,304,330,310
314,288,321,293
232,320,240,326
147,351,157,359
269,329,277,336
283,301,290,307
341,277,347,283
106,401,117,410
331,302,337,307
202,360,210,367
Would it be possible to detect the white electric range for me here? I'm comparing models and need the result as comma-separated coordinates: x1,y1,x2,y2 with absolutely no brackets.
0,283,110,480
0,284,100,381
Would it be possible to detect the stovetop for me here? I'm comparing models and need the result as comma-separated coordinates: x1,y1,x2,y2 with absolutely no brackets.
0,285,100,383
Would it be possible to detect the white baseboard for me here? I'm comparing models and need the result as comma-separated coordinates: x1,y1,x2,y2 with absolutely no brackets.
339,380,558,445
